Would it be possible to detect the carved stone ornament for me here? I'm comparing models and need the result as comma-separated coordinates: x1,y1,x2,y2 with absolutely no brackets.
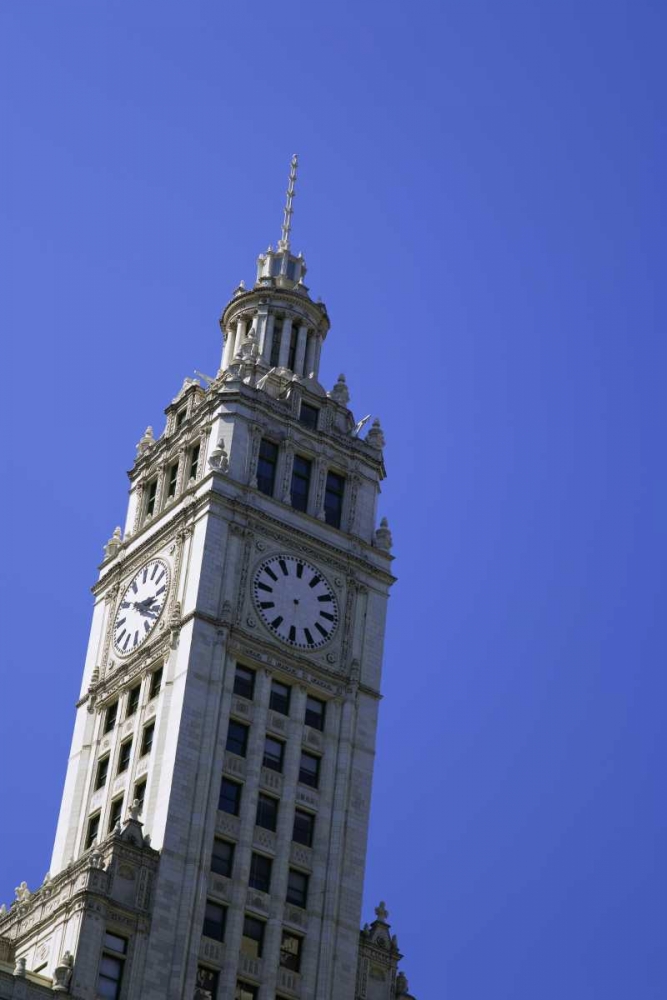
374,517,393,552
103,526,123,560
136,425,155,457
13,956,26,977
366,417,386,450
14,881,30,904
375,900,389,922
329,372,350,406
208,437,229,472
52,951,74,992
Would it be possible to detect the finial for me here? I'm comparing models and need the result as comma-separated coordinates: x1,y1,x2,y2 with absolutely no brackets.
278,154,298,250
375,900,389,921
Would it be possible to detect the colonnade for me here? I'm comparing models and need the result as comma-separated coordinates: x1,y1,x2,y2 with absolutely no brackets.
222,313,322,377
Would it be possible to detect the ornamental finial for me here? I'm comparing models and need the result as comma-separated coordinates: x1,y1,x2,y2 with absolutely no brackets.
279,153,298,250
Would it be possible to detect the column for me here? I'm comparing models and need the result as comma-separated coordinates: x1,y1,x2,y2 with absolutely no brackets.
262,314,276,365
235,317,247,356
312,334,322,377
304,333,316,376
294,324,308,375
278,317,293,368
222,330,234,369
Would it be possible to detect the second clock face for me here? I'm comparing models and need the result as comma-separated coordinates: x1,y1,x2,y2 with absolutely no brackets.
252,555,339,650
113,558,170,656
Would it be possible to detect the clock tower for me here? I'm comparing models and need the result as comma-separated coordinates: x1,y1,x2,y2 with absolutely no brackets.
0,159,417,1000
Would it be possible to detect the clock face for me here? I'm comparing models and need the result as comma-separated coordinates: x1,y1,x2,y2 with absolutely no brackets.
252,555,339,650
113,558,170,656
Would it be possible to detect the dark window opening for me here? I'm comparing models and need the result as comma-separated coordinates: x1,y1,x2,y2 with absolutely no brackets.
324,471,345,529
146,479,158,517
241,916,265,959
175,408,187,429
108,796,124,833
167,461,179,498
219,778,242,816
141,722,155,756
150,666,163,698
196,966,219,1000
287,327,298,370
103,701,118,734
117,739,132,774
95,756,109,790
299,403,319,430
249,853,272,893
257,438,279,497
263,737,284,773
270,680,291,716
235,981,258,1000
256,793,278,831
270,319,283,367
292,809,315,847
85,813,100,850
280,931,303,973
133,779,147,809
189,444,200,480
226,720,249,758
126,684,140,718
203,900,227,942
286,869,309,908
299,751,320,789
234,664,255,700
97,932,127,1000
211,838,235,878
290,455,311,512
305,696,326,732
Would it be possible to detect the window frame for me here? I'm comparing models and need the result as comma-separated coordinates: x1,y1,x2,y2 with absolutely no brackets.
262,736,284,773
256,793,279,832
166,460,179,499
256,438,279,498
202,900,227,943
298,751,320,789
290,454,312,513
149,666,163,699
241,915,265,959
280,930,303,973
188,442,200,481
95,755,110,791
97,931,127,1000
108,796,124,833
305,695,326,732
141,722,155,756
85,812,100,850
233,664,256,700
145,477,158,518
219,778,243,816
248,852,272,893
211,838,235,878
323,470,346,529
286,868,309,908
117,738,133,775
126,683,141,718
103,701,118,735
269,680,291,716
299,402,319,430
226,720,249,758
292,808,315,847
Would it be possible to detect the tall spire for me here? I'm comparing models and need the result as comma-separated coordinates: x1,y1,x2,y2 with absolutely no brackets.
278,153,298,251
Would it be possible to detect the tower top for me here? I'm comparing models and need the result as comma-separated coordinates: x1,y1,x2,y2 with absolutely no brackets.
278,153,298,251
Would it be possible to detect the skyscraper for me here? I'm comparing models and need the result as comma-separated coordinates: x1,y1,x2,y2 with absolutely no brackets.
0,158,416,1000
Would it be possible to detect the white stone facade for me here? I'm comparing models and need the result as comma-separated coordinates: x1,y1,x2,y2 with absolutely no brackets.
0,165,416,999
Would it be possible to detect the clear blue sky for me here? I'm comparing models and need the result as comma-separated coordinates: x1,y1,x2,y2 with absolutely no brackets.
1,3,666,998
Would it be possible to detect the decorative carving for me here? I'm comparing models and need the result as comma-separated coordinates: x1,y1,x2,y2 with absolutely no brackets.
374,517,393,552
103,527,123,560
375,900,389,921
136,426,155,457
208,437,229,472
14,882,30,904
52,951,73,992
366,418,385,450
13,956,26,977
329,373,350,406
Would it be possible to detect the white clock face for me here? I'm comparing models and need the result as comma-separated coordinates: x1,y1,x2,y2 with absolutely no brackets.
113,558,170,656
252,555,339,650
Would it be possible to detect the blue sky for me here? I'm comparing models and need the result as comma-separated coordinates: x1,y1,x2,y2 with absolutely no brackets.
1,3,666,998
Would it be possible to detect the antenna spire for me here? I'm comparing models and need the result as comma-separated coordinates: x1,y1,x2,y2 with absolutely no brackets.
278,154,298,250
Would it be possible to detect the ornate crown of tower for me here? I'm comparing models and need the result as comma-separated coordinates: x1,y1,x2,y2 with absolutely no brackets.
0,158,416,1000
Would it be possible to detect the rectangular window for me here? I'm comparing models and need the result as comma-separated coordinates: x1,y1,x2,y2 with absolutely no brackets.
133,779,147,809
324,471,345,529
226,720,249,758
263,737,284,773
270,319,283,367
290,455,311,512
235,982,258,1000
211,838,234,878
141,722,155,756
299,402,319,430
203,900,227,942
195,966,219,1000
249,853,272,893
219,778,242,816
233,664,255,700
117,739,132,774
189,443,200,480
167,461,179,499
256,793,278,831
108,796,124,833
145,478,158,517
270,680,291,716
126,684,141,718
280,931,303,972
298,751,320,789
149,666,163,699
175,407,187,429
305,696,326,732
292,809,315,847
257,438,279,497
85,813,100,850
103,701,118,734
95,756,109,791
286,869,309,908
241,916,265,959
97,932,127,1000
